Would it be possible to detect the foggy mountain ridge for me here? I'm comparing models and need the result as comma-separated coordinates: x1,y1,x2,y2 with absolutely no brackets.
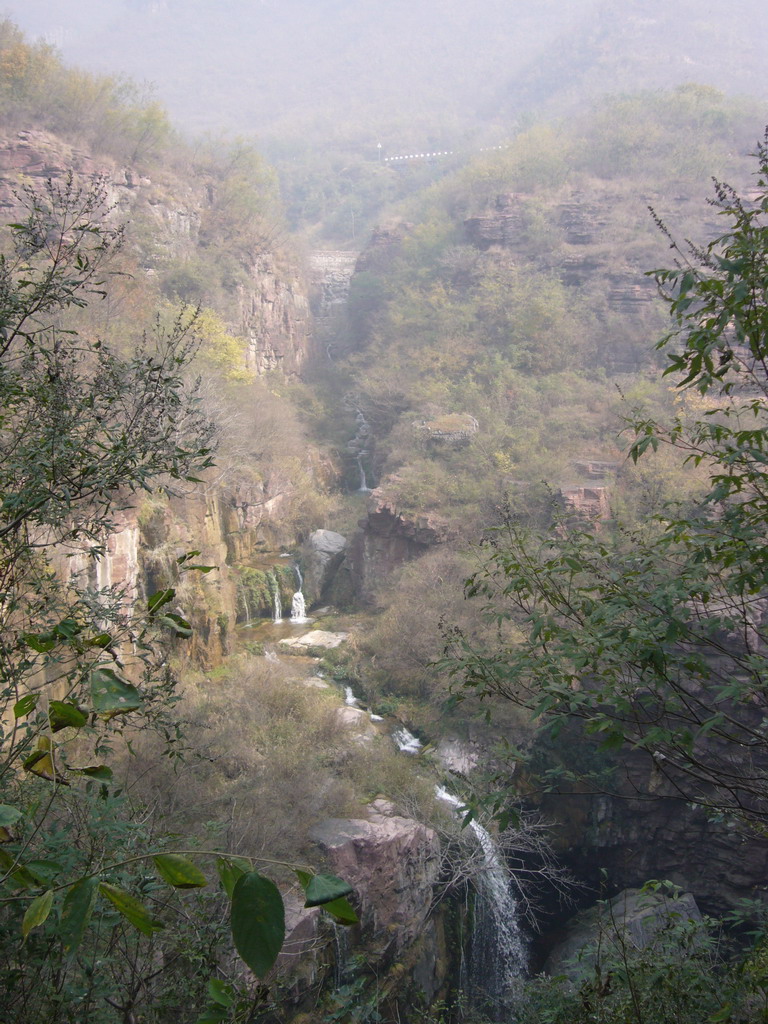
493,0,768,120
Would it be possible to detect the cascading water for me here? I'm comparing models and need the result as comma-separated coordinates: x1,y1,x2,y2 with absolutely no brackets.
356,453,371,492
436,786,526,1011
344,687,359,707
268,571,282,623
345,399,375,492
291,591,308,622
291,564,310,623
393,727,422,754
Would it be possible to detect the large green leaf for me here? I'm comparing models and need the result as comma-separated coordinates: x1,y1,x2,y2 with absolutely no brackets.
90,667,142,715
49,700,87,732
154,854,207,889
148,588,175,613
22,889,54,940
303,873,353,907
99,882,164,936
230,871,285,977
60,876,99,952
13,694,38,718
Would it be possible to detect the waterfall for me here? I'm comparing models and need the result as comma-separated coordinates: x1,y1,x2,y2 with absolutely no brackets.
291,564,309,622
242,594,251,624
393,727,422,754
356,454,371,492
436,786,526,1010
291,590,309,623
268,571,282,623
344,686,359,707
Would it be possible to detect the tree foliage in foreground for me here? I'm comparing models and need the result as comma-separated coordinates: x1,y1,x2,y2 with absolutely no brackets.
0,178,354,1023
445,132,768,829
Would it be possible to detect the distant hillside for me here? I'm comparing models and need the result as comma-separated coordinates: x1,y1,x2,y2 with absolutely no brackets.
493,0,768,119
7,0,768,145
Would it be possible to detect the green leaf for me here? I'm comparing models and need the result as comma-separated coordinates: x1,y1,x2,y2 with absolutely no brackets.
148,588,175,613
206,978,234,1007
99,882,164,936
60,876,99,952
0,849,39,889
294,868,312,890
154,854,208,889
157,612,193,638
321,896,359,925
86,632,113,648
54,618,81,639
22,889,54,940
0,805,22,828
195,1010,228,1024
14,694,38,718
90,667,142,715
72,765,113,781
49,700,87,732
22,632,56,653
177,550,202,563
303,872,353,908
25,860,64,884
230,871,285,977
216,856,249,899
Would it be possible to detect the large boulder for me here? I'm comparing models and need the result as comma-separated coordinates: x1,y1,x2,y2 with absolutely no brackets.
301,529,348,604
545,887,702,979
309,809,441,953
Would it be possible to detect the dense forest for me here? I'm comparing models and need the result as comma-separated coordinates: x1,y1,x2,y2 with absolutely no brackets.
2,10,768,1024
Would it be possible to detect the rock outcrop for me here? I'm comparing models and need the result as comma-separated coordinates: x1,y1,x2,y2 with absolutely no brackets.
301,529,348,605
309,804,441,954
545,887,702,979
350,489,454,601
0,128,314,378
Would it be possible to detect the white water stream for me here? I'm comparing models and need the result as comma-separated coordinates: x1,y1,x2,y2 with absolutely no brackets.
393,727,422,754
269,571,283,623
436,786,526,1008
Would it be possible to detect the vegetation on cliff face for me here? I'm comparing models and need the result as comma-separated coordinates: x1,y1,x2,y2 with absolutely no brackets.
0,158,362,1024
427,136,768,1024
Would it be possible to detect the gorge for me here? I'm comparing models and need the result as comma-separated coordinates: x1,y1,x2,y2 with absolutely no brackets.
2,12,768,1024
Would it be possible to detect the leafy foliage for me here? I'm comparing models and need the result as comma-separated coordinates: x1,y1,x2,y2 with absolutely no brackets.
444,135,768,827
0,178,351,1022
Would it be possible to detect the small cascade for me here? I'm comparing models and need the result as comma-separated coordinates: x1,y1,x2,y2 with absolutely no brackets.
332,921,352,987
268,571,282,623
356,453,371,492
291,564,310,623
242,594,251,625
393,726,422,754
344,686,359,707
345,398,375,492
291,590,309,622
436,786,526,1011
265,649,279,664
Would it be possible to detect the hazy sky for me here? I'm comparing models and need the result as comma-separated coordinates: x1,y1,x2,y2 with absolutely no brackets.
2,0,767,142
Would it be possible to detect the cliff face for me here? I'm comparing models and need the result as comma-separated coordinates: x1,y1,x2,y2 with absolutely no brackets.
0,127,323,665
0,128,314,376
349,487,454,603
